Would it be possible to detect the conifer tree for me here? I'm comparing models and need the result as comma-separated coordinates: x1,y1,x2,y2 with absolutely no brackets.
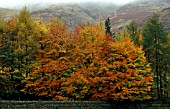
0,17,26,99
6,7,45,99
115,27,130,41
127,20,143,46
11,7,44,76
0,18,18,99
105,17,112,36
142,13,168,99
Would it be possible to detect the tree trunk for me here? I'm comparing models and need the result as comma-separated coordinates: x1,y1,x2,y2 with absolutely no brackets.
156,46,160,100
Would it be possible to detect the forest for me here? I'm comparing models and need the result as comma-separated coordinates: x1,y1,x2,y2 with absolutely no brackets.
0,8,170,101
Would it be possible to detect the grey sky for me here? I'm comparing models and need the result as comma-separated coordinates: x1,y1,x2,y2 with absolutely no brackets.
0,0,136,8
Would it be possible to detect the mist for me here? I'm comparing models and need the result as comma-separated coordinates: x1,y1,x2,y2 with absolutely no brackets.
0,0,136,8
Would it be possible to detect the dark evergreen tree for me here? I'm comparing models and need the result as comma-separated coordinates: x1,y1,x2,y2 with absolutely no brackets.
105,17,112,36
142,13,169,99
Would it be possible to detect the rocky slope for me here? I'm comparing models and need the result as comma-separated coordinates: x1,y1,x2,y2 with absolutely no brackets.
103,0,170,32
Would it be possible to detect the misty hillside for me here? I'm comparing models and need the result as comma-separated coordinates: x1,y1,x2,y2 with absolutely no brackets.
77,2,118,20
0,0,170,31
30,3,117,29
31,4,95,29
104,0,170,32
0,2,117,29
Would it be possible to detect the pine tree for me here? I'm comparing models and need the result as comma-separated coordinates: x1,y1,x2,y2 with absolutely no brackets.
105,17,112,36
12,7,44,76
127,20,143,46
0,18,18,99
142,13,168,99
6,7,44,99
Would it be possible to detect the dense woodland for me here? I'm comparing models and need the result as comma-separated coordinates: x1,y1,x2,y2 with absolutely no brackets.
0,8,170,101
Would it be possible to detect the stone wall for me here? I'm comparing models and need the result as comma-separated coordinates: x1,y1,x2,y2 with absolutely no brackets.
0,100,170,109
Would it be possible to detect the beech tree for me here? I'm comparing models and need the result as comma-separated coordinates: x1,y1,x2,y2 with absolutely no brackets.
23,23,153,101
60,25,111,100
22,18,70,99
94,38,153,101
59,26,153,101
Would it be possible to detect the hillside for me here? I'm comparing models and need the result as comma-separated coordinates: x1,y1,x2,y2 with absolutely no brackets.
0,1,169,31
30,3,117,29
159,7,170,32
0,8,19,21
77,2,118,20
0,2,117,29
104,0,170,32
31,4,96,30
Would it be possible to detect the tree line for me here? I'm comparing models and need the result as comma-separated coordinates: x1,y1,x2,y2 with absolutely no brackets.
0,8,169,101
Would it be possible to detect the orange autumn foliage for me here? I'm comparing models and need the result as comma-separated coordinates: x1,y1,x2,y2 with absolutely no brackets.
90,38,153,101
22,19,70,99
23,20,153,101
